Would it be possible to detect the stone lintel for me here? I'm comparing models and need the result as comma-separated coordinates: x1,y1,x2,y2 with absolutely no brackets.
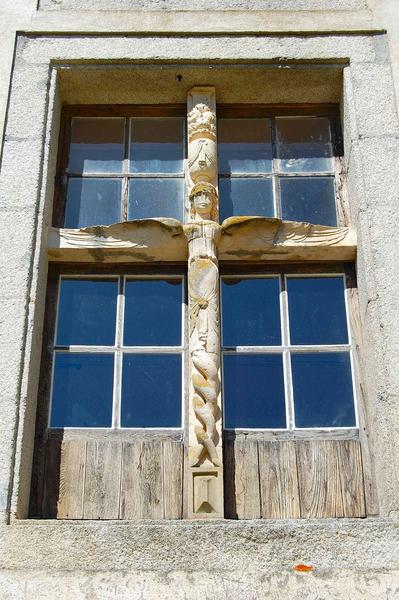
47,217,356,263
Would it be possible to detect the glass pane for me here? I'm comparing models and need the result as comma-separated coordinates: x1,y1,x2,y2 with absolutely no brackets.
218,118,272,174
223,354,285,429
130,118,184,174
128,178,184,221
280,176,337,226
124,279,182,346
121,354,181,427
222,278,281,346
50,353,114,427
219,178,274,223
276,117,333,173
65,178,122,228
287,276,348,345
68,117,124,174
56,278,118,346
292,352,356,427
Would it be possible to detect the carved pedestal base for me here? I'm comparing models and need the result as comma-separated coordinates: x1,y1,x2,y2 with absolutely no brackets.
188,466,224,519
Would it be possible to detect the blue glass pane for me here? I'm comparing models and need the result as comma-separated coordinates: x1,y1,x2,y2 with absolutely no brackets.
68,118,125,174
218,119,272,174
130,118,184,174
222,278,281,346
124,279,182,346
223,354,285,429
276,117,333,173
280,177,337,226
292,352,356,427
219,178,274,223
287,276,348,345
65,178,122,228
50,353,113,427
121,354,181,427
128,178,184,221
57,278,118,346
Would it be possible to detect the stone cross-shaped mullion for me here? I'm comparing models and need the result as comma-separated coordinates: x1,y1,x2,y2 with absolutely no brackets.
185,87,224,518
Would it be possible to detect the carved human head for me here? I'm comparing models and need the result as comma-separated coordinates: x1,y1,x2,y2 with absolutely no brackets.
189,182,218,222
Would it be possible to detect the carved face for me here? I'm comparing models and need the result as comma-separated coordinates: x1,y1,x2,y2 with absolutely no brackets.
193,192,213,219
188,138,217,183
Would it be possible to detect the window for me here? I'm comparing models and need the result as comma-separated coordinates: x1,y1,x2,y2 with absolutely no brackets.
221,268,356,431
55,105,342,229
55,107,186,228
218,107,341,225
50,273,185,429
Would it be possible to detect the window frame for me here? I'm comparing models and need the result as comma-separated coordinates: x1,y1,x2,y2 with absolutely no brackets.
53,104,187,228
38,263,188,435
217,104,347,226
220,262,362,440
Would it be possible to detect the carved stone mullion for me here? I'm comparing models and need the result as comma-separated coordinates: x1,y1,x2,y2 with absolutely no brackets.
185,87,224,518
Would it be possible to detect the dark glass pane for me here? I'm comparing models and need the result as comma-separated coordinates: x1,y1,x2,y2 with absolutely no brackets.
128,178,184,221
65,178,121,228
50,353,113,427
56,278,118,346
124,279,182,346
280,177,337,226
222,278,281,346
292,352,356,427
219,178,274,223
218,118,272,174
223,354,285,429
130,118,184,174
287,276,348,345
121,354,181,427
68,117,124,174
276,116,333,173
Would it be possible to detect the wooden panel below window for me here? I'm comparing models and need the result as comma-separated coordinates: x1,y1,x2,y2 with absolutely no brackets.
224,438,366,519
41,438,184,519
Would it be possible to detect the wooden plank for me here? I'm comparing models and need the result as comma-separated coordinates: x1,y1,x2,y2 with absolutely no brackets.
83,441,122,519
42,438,62,519
57,440,86,519
346,276,379,516
337,440,366,517
120,441,162,519
297,440,344,518
258,441,300,519
163,441,183,520
225,439,260,520
223,439,237,519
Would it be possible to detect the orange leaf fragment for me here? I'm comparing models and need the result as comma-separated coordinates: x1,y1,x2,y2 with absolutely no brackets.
294,564,314,572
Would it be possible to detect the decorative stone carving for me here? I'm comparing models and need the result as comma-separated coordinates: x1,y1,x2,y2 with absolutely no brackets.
187,87,218,225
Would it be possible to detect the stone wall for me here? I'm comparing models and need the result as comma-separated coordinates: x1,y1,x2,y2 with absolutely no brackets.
1,2,399,598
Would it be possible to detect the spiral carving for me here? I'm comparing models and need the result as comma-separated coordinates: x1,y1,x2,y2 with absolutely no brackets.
189,257,221,467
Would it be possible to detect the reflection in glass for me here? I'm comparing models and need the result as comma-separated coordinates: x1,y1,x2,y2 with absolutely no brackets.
50,353,114,427
128,178,184,221
287,276,348,345
68,117,125,174
64,178,121,228
130,118,184,174
218,118,272,174
219,178,274,222
280,177,337,226
222,277,281,346
121,354,181,427
276,117,333,173
223,354,285,429
292,352,356,427
124,279,182,346
57,278,118,346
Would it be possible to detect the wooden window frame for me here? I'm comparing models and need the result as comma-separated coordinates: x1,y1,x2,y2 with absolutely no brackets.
53,104,187,228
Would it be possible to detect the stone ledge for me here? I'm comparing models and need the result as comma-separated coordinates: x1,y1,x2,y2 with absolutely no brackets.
1,518,398,573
